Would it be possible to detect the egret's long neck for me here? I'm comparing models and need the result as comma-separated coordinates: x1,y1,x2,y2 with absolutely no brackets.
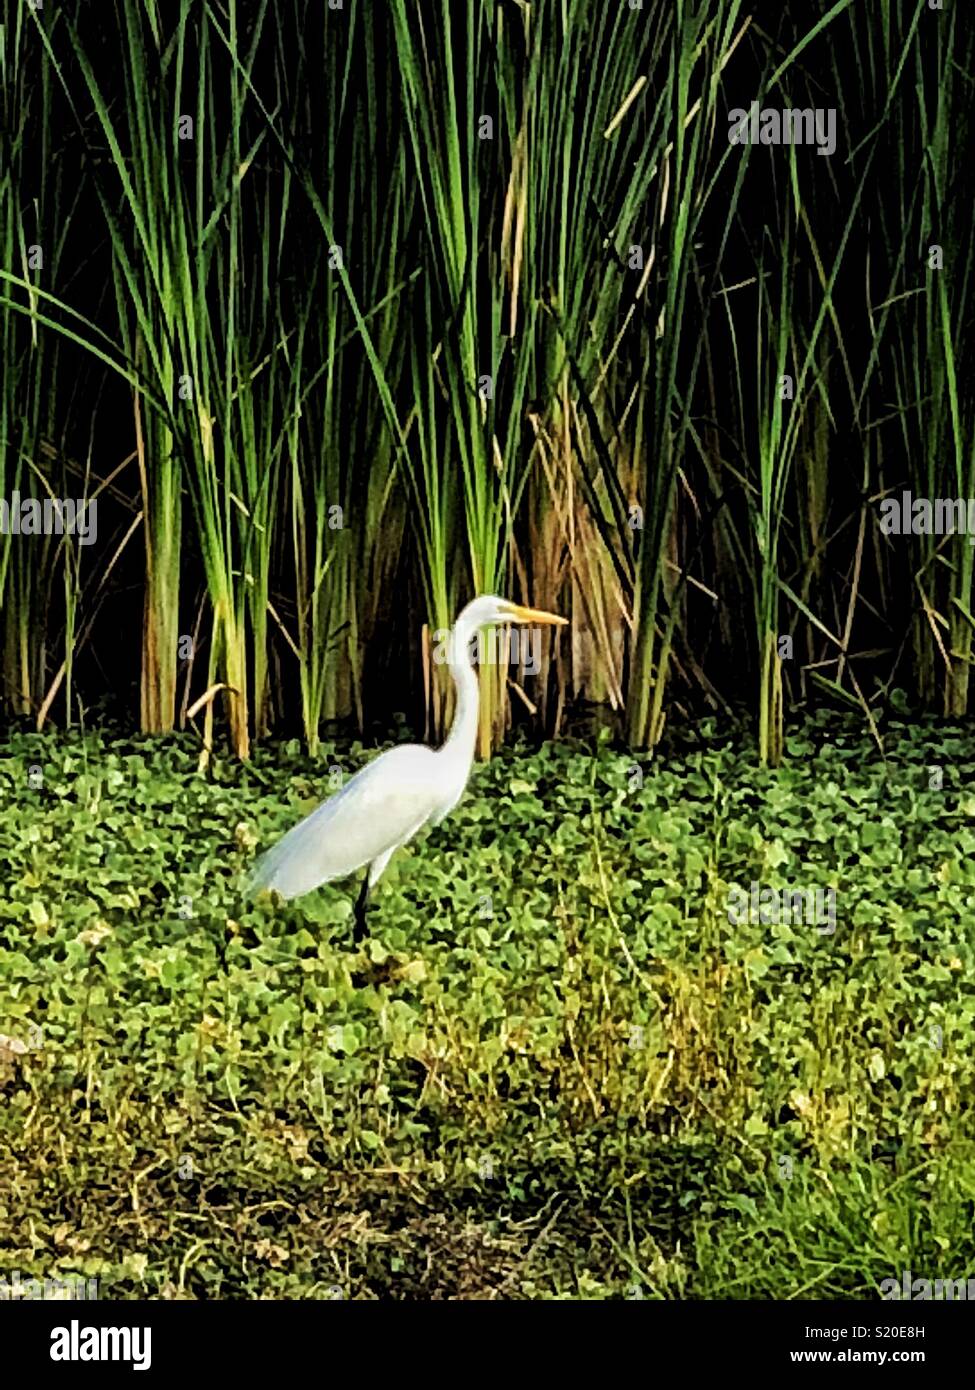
441,614,480,761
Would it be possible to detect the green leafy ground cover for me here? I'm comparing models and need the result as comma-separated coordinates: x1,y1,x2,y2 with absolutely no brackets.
1,717,973,1299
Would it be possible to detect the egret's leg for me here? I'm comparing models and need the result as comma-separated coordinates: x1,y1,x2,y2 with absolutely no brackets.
353,871,371,943
353,846,398,944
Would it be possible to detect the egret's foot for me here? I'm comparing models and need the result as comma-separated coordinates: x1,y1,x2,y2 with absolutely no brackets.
351,954,397,990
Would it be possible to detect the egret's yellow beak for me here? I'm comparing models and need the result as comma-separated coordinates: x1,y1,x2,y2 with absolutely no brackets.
505,603,568,626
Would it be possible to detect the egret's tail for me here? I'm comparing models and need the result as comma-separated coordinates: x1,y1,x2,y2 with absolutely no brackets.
245,808,332,900
245,785,365,900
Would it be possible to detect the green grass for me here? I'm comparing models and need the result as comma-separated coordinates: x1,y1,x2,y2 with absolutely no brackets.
1,718,973,1298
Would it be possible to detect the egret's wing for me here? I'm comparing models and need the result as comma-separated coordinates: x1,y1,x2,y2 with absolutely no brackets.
247,745,442,900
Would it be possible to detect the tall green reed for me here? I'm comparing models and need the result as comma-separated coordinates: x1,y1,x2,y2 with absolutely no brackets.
3,0,971,763
0,0,90,727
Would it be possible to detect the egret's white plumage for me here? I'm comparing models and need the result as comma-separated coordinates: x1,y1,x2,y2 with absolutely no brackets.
247,746,441,899
247,595,566,924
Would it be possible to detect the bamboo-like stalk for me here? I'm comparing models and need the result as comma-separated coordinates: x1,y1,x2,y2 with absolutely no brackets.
59,0,189,734
0,0,87,725
627,2,749,749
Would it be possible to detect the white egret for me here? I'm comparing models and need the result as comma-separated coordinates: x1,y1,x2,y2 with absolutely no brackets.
247,595,567,937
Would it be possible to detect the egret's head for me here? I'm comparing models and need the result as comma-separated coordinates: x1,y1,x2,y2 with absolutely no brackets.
457,594,568,631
